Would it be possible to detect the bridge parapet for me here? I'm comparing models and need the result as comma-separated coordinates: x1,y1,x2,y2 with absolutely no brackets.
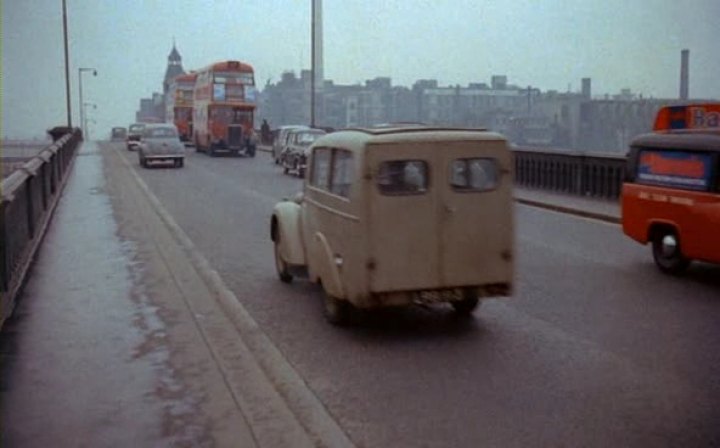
1,128,81,328
513,146,626,200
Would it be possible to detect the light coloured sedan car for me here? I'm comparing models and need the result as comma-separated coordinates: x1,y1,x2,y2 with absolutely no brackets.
138,124,185,168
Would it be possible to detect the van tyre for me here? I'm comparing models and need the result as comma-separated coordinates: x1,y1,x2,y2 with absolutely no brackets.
452,289,480,315
273,240,293,283
324,294,353,326
652,228,690,275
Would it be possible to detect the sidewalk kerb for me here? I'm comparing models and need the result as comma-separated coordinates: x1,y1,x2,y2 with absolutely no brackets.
116,148,355,448
514,196,620,224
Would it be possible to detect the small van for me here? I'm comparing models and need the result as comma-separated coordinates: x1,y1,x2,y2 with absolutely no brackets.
270,126,514,324
622,103,720,273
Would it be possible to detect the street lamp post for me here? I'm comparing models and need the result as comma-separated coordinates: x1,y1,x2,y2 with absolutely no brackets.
62,0,72,128
78,67,97,139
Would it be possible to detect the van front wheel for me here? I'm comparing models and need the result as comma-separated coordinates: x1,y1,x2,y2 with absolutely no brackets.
652,229,690,275
273,240,293,283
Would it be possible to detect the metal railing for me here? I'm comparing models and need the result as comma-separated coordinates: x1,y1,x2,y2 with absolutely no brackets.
513,147,626,200
1,128,81,327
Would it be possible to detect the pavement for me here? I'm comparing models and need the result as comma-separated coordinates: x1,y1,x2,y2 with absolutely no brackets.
0,141,351,447
514,186,620,223
1,141,621,446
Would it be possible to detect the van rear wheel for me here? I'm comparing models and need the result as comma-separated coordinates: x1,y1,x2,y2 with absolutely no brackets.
324,294,353,326
452,289,480,315
652,228,690,275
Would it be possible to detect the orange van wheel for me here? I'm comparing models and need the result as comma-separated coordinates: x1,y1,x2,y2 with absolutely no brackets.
651,228,691,275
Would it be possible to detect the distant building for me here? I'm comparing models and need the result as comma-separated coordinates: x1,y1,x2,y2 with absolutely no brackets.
256,69,718,152
135,43,185,123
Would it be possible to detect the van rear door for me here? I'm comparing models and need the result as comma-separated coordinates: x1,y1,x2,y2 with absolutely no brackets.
367,143,441,292
437,140,514,287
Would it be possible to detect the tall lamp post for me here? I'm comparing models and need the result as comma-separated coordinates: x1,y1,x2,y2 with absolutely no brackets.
310,0,315,128
78,67,97,139
62,0,72,128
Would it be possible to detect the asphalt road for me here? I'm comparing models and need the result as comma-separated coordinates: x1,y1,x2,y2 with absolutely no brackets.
116,143,720,447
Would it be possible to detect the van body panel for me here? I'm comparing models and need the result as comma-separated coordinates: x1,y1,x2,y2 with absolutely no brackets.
622,183,720,263
365,138,513,293
302,181,367,300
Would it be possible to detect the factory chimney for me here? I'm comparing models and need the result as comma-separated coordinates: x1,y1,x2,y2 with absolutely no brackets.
680,49,689,100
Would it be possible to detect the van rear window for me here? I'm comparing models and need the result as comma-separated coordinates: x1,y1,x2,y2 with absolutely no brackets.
377,160,428,195
450,158,499,191
636,149,713,191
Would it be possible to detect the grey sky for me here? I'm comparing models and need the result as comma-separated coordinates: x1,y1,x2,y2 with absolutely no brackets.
3,0,719,139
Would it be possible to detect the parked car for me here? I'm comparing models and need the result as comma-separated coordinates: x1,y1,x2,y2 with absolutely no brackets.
280,128,327,177
270,126,514,325
126,123,146,151
111,127,127,141
137,124,185,168
272,125,309,164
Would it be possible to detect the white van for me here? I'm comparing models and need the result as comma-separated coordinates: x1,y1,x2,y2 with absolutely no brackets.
271,126,514,324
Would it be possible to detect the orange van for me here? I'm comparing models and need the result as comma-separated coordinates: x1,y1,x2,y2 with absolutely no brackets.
621,103,720,273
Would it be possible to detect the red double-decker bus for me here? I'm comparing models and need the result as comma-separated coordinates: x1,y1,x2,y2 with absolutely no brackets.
192,60,257,157
167,72,198,144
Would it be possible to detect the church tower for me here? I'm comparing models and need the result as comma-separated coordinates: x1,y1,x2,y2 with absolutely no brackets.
163,42,185,96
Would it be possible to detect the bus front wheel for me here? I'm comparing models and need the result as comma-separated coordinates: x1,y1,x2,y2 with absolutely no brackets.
652,228,690,275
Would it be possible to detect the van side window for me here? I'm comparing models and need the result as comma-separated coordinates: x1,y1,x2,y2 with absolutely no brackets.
330,150,354,198
311,148,331,189
377,160,428,195
450,158,499,191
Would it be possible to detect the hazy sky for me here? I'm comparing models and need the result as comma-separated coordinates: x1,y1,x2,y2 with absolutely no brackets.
3,0,719,139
